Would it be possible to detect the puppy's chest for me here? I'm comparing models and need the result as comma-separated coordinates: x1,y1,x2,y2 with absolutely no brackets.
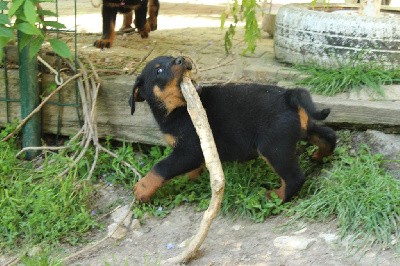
159,114,196,148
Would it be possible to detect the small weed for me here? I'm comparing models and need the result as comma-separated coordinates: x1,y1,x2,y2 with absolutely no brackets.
221,0,261,54
295,57,400,96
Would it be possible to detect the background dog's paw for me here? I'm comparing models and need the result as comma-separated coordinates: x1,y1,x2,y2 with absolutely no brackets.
148,18,157,31
138,22,151,38
94,39,112,49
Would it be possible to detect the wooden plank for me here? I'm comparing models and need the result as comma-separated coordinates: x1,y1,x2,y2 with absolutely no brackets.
1,72,400,146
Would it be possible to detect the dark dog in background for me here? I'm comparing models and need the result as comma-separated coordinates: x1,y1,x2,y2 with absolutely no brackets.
129,56,336,203
94,0,160,48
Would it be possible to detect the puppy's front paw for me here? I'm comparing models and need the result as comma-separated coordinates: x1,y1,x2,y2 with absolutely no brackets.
133,170,164,202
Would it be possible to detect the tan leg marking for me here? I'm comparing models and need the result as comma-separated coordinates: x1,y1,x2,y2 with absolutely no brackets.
267,178,286,201
164,134,178,148
133,170,164,202
186,165,204,181
298,107,309,130
309,135,333,162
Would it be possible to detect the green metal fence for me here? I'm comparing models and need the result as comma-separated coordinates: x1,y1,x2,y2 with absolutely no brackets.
0,0,81,158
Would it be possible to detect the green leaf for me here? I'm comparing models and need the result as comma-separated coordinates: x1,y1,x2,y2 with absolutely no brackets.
0,36,11,51
0,14,11,25
18,32,31,51
16,22,42,36
24,0,38,25
48,38,72,59
43,21,66,29
28,36,44,59
8,0,24,17
37,9,57,17
220,12,226,29
0,26,13,38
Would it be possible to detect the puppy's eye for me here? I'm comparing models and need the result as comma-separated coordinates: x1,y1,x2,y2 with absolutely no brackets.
157,68,163,74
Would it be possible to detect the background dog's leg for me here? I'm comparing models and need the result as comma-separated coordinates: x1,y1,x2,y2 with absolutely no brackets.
119,11,133,32
148,0,160,31
135,2,150,38
94,6,117,48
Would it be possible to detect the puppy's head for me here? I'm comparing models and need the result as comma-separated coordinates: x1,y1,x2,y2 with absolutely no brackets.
129,56,195,115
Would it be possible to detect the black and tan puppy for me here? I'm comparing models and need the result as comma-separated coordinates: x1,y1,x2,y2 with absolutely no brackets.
94,0,160,48
129,56,336,203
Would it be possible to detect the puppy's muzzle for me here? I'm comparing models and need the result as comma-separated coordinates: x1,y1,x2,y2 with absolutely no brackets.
175,56,202,93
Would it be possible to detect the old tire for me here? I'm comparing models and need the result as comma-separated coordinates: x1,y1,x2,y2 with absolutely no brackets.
274,4,400,69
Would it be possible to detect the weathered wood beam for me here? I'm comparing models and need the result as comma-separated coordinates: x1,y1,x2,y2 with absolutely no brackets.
1,72,400,146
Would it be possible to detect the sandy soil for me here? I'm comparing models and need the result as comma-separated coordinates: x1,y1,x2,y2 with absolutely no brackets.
4,1,399,265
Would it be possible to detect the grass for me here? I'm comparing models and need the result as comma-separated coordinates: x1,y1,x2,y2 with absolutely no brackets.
288,132,400,252
1,124,399,260
295,59,400,96
132,151,288,222
0,128,98,254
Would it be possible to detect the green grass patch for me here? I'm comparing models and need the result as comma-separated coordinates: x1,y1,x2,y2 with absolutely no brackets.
0,142,98,252
0,126,100,253
2,123,399,257
295,60,400,96
129,143,333,222
133,156,288,223
288,139,400,251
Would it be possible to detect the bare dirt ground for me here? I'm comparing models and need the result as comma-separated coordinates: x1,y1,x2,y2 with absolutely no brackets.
4,1,400,265
50,0,283,85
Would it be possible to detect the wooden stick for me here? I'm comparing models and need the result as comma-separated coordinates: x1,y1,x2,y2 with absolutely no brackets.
162,75,226,265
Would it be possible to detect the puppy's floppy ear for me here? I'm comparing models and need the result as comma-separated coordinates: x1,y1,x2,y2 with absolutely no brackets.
129,76,145,115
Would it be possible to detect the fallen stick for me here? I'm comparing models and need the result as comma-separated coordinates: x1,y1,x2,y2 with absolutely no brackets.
162,74,226,265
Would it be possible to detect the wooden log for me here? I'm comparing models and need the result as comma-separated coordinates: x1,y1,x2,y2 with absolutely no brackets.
1,72,400,145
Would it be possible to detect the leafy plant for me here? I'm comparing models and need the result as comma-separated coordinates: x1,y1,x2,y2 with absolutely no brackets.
221,0,262,54
0,0,71,60
288,139,400,252
295,54,400,96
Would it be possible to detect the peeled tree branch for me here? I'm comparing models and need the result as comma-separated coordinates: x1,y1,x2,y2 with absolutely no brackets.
162,75,226,265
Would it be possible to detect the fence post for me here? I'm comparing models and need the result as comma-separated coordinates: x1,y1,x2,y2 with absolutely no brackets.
18,32,41,160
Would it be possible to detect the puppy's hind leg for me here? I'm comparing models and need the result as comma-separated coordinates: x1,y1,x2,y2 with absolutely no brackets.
259,143,306,202
308,123,336,162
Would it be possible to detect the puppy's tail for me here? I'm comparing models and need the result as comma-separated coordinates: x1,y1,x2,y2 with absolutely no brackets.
285,88,330,120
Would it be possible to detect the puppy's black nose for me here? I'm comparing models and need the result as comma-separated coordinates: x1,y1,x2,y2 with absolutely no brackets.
175,56,192,70
175,56,184,65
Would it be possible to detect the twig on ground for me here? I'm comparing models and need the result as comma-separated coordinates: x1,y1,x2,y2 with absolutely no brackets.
128,41,157,75
199,58,235,72
61,200,135,263
15,146,68,158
